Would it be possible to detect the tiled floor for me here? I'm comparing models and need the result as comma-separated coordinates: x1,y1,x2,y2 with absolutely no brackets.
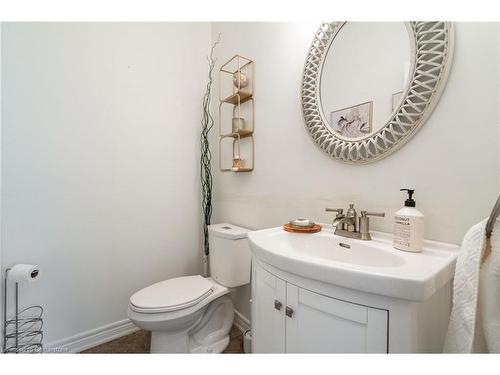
81,325,244,354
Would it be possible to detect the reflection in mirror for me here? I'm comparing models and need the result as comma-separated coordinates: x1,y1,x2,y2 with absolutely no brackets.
320,22,411,139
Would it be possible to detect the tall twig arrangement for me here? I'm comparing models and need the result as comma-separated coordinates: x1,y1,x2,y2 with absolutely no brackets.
200,35,220,266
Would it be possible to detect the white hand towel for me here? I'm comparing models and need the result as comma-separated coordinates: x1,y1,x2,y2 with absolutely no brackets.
478,220,500,352
444,219,488,353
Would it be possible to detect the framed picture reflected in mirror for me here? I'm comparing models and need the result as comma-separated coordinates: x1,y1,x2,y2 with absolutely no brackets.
330,101,373,139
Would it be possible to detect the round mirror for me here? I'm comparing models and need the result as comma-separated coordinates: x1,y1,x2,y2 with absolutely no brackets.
301,22,454,164
320,23,411,139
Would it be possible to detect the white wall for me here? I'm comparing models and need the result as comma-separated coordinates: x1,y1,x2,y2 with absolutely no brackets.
1,23,210,346
211,22,500,320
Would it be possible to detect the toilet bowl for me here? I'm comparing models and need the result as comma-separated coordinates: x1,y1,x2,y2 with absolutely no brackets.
127,223,251,353
128,276,233,353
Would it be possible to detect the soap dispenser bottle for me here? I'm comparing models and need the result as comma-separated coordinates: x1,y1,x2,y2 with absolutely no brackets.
393,188,424,252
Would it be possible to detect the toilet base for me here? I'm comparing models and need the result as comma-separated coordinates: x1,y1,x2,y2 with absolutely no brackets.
147,295,234,353
190,336,230,354
151,330,190,353
150,330,231,354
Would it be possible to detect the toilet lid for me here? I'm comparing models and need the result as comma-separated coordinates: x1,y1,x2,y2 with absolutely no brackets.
130,275,214,313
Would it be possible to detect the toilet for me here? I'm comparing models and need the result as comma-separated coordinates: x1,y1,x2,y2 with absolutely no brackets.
127,223,251,353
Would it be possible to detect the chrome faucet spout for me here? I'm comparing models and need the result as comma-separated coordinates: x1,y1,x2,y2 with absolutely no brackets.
332,215,345,227
333,216,355,228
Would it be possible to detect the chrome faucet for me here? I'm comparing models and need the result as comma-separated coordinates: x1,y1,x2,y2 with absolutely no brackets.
325,204,385,240
325,208,345,228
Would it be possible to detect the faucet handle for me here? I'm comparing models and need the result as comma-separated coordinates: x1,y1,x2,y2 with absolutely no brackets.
325,208,343,214
360,211,385,218
359,211,385,241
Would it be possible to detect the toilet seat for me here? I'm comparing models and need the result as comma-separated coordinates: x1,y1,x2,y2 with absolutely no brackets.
130,275,215,313
128,276,230,337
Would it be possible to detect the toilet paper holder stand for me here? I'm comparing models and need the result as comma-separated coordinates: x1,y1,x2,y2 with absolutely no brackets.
2,268,44,353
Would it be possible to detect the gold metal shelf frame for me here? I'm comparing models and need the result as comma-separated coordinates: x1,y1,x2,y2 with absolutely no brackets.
218,54,255,172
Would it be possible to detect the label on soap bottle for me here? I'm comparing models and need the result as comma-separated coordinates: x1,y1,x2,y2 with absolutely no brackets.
393,214,424,252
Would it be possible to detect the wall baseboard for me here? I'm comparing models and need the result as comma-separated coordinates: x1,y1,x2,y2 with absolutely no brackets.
233,310,251,334
44,311,249,354
45,319,139,354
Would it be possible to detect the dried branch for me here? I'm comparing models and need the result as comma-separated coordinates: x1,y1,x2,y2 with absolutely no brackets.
200,34,220,257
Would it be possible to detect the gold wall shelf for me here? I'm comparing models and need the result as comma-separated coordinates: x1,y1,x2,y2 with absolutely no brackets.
218,55,255,173
219,135,255,173
221,91,253,105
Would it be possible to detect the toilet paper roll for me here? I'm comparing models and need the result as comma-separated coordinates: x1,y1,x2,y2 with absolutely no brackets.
7,264,40,283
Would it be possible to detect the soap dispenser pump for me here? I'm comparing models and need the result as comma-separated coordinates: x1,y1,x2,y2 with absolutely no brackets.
393,188,424,252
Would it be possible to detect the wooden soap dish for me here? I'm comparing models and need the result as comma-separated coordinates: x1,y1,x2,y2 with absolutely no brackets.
283,223,322,234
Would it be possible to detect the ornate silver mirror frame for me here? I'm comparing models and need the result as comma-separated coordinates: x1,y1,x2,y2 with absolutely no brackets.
301,22,454,164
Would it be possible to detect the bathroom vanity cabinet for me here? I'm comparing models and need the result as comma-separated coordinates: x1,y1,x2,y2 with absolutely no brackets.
253,261,387,353
251,259,452,353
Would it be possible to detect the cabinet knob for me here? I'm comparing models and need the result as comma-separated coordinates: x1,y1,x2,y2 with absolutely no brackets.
274,300,282,311
285,306,294,318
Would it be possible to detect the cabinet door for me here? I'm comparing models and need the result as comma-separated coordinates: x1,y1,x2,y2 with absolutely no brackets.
285,284,388,353
252,263,286,353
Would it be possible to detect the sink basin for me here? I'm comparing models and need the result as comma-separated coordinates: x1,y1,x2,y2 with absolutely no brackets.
277,233,405,268
248,224,460,301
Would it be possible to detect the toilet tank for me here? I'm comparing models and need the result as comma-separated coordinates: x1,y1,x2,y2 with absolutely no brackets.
208,223,251,287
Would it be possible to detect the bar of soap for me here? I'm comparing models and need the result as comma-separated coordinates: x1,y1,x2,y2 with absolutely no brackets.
291,219,312,227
